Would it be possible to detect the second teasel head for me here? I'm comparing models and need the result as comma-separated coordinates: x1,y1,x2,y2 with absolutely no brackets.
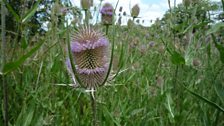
100,3,114,25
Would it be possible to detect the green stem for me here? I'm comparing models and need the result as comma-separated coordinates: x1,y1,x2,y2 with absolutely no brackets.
1,1,8,126
84,9,89,25
222,0,224,12
90,92,97,126
105,25,109,35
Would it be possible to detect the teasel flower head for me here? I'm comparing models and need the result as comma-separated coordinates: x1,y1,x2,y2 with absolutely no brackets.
131,4,140,18
66,26,110,89
81,0,92,10
183,0,191,7
100,3,114,25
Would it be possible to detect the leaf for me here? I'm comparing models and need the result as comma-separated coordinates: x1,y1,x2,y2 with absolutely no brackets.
170,51,185,65
207,43,211,59
130,108,145,116
2,40,44,74
160,39,185,65
21,36,28,49
215,84,224,105
22,0,41,23
211,34,224,64
2,0,20,22
206,22,224,35
23,105,35,126
183,85,224,113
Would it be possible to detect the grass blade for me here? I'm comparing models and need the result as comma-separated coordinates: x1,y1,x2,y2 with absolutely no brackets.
211,34,224,64
21,0,41,23
2,40,44,74
2,0,20,22
183,85,224,113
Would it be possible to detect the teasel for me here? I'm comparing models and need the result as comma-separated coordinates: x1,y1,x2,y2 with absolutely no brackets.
99,3,114,35
131,4,140,19
100,3,114,26
65,23,117,126
81,0,92,10
81,0,93,24
66,26,110,89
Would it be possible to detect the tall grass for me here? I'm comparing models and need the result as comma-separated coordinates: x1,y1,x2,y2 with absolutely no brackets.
1,0,224,126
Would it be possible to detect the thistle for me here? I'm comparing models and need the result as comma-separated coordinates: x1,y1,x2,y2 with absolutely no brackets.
66,26,110,89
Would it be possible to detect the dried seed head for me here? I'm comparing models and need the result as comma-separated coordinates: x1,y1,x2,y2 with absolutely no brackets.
67,26,110,89
123,11,126,16
117,16,122,25
131,4,140,18
183,0,191,7
119,6,123,12
127,19,134,28
148,41,155,47
192,58,201,67
81,0,91,10
100,3,114,25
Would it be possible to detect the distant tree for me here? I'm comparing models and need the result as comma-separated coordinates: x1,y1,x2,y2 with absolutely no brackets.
1,0,77,37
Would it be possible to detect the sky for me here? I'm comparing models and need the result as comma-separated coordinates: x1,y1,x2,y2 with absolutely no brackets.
71,0,222,26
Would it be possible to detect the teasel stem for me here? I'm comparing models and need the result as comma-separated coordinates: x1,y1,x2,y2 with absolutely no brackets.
90,89,97,126
105,24,109,35
84,9,89,25
221,0,224,12
1,1,8,126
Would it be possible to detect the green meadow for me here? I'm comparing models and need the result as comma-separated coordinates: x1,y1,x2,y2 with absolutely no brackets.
1,0,224,125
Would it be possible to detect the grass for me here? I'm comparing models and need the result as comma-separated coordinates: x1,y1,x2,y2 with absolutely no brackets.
1,0,224,125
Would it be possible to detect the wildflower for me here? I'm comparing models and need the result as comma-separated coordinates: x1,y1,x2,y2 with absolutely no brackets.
81,0,91,10
192,58,200,67
100,3,114,25
156,76,164,88
148,41,155,47
66,26,110,89
131,4,140,18
139,44,147,55
158,45,165,54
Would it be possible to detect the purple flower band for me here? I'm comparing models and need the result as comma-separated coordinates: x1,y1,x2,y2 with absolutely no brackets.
65,58,108,75
100,6,113,16
71,37,109,53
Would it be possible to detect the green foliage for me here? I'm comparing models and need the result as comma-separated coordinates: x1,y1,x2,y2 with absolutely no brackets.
1,0,224,125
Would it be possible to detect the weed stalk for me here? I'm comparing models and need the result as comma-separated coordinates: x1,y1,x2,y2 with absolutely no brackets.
90,91,97,126
1,1,8,126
